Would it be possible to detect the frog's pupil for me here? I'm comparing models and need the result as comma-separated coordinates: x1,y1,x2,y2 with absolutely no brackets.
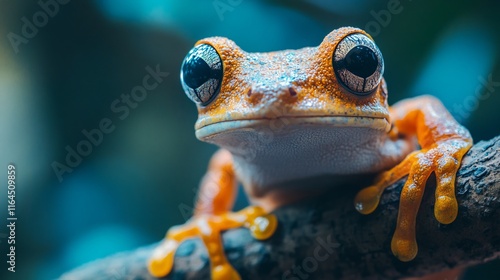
345,46,378,78
183,57,213,89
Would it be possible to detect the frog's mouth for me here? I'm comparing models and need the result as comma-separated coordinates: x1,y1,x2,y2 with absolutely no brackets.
195,115,390,140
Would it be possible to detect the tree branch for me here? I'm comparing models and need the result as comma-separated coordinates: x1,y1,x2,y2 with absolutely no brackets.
61,136,500,279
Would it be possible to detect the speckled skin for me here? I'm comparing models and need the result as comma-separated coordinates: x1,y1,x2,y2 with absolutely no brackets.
149,27,473,280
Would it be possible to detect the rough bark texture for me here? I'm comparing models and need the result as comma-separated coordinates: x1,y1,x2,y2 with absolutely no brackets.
60,136,500,280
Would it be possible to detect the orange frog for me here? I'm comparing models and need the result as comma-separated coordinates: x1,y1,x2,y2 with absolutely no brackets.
148,27,472,279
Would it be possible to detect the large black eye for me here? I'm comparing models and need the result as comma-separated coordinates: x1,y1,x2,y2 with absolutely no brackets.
333,34,384,95
180,44,223,105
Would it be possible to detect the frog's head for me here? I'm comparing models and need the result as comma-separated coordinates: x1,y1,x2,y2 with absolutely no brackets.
179,27,394,188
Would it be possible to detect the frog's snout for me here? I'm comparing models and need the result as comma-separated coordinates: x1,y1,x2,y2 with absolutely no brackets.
245,84,298,106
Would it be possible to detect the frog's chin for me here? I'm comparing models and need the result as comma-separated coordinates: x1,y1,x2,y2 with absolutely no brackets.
195,116,390,140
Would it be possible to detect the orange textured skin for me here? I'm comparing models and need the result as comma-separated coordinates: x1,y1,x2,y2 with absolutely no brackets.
149,27,473,278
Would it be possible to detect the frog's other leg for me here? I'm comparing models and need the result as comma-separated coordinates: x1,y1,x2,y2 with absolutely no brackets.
194,148,239,216
148,149,277,279
354,95,472,262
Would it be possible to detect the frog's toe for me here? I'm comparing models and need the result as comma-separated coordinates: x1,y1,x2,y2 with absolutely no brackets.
354,186,382,214
435,194,458,224
247,212,278,240
148,223,197,277
354,151,418,214
148,239,178,277
392,155,433,261
391,236,418,262
433,149,465,224
213,263,241,280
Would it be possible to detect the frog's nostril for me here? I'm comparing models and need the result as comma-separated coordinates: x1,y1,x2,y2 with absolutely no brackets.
289,88,298,97
246,88,264,104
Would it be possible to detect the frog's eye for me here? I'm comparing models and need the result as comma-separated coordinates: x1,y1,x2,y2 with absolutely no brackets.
333,33,384,95
180,44,223,106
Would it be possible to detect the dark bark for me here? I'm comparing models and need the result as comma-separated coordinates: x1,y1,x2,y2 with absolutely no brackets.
60,136,500,280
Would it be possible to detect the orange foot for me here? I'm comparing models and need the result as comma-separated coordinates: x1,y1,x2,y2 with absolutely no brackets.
148,206,277,279
354,138,472,261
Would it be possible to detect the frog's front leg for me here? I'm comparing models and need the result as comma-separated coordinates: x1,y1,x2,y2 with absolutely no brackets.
354,95,472,262
148,149,277,279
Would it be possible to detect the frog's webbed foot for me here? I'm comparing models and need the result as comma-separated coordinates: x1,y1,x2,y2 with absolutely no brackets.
147,149,277,279
354,138,472,261
148,206,277,279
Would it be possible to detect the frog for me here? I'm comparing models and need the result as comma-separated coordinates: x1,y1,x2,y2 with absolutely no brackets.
148,27,472,279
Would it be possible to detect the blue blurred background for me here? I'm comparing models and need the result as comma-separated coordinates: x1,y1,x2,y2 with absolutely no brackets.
0,0,499,279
